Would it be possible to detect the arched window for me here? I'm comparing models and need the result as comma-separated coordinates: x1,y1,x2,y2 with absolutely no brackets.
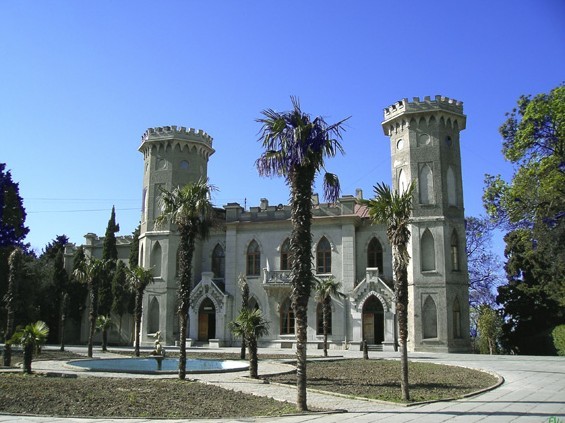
248,297,260,311
151,241,162,277
139,244,144,268
423,295,438,339
421,229,436,271
367,237,383,272
212,244,225,278
451,230,460,271
280,238,290,270
246,240,261,276
453,297,462,339
316,237,332,274
316,302,332,335
398,168,408,194
447,166,457,206
419,163,434,204
147,297,160,334
280,298,295,335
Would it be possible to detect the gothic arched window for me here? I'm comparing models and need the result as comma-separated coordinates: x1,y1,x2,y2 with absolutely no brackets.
367,237,384,272
447,166,457,206
316,237,332,274
451,230,460,272
151,241,162,277
280,238,290,271
423,295,438,339
421,229,436,272
280,298,295,335
212,244,225,278
419,163,434,204
453,297,462,339
246,240,261,276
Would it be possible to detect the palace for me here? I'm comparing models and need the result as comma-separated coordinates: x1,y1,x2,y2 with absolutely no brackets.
69,96,471,353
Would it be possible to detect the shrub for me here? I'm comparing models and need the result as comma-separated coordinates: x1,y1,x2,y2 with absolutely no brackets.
552,325,565,356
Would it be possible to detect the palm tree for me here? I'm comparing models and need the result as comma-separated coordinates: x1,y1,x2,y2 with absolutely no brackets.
155,179,215,380
3,248,23,367
95,315,115,352
314,276,345,357
229,308,269,378
238,274,250,359
256,97,348,411
360,181,414,401
72,257,106,358
125,265,154,357
9,321,49,374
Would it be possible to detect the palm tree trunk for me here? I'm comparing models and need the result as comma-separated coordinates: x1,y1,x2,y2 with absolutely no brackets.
323,299,330,357
248,336,258,379
394,245,410,401
23,344,33,374
178,228,195,380
290,165,315,412
88,283,98,358
134,291,142,357
178,312,188,379
240,339,246,360
3,304,14,366
102,327,108,352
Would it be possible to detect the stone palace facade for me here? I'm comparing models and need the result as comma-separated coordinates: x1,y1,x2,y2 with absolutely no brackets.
72,96,471,353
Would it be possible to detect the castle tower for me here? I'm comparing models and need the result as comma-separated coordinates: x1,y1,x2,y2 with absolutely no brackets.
382,96,471,352
137,126,214,345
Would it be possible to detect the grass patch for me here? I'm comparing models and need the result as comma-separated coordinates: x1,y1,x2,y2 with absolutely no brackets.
263,359,499,403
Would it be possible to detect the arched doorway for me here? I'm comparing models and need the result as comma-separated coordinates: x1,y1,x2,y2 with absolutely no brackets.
198,298,216,341
362,295,384,345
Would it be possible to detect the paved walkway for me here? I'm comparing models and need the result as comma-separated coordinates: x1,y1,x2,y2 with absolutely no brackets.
1,346,564,422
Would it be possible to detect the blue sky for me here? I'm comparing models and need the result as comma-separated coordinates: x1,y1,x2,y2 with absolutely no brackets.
1,0,564,254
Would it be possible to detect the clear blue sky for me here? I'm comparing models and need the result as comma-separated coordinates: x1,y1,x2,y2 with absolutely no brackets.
1,0,564,254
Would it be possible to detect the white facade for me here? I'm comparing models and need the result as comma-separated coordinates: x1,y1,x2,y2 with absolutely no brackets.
77,97,472,353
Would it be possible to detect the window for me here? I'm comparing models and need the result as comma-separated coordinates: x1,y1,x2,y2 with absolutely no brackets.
451,231,460,271
453,298,462,339
151,241,162,277
421,229,436,271
316,237,332,274
367,237,383,272
422,295,438,339
280,238,290,270
447,166,457,206
246,240,261,276
316,302,332,335
180,160,189,170
280,298,295,335
212,244,225,278
419,163,434,204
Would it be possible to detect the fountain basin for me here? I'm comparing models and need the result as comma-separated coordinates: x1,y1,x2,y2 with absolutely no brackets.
66,357,248,375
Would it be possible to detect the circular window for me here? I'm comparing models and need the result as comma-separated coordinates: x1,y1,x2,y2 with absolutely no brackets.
180,160,189,170
418,134,430,146
396,139,404,150
445,136,453,147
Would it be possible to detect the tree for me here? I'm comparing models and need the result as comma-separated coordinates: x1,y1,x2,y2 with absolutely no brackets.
229,308,269,379
465,216,504,307
99,207,120,348
3,248,23,366
0,164,29,332
111,260,130,342
314,276,344,357
496,229,562,354
256,97,347,411
238,274,250,359
95,315,114,352
484,85,565,353
129,224,140,268
66,246,88,323
125,265,154,357
9,320,49,374
476,304,503,354
360,182,415,401
53,250,69,349
73,257,106,358
155,179,215,380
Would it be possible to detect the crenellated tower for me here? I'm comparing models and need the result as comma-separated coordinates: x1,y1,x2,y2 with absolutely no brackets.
382,96,471,352
137,125,214,345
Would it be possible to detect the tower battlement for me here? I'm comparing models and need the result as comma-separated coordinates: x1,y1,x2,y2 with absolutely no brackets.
141,125,213,147
383,95,464,121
